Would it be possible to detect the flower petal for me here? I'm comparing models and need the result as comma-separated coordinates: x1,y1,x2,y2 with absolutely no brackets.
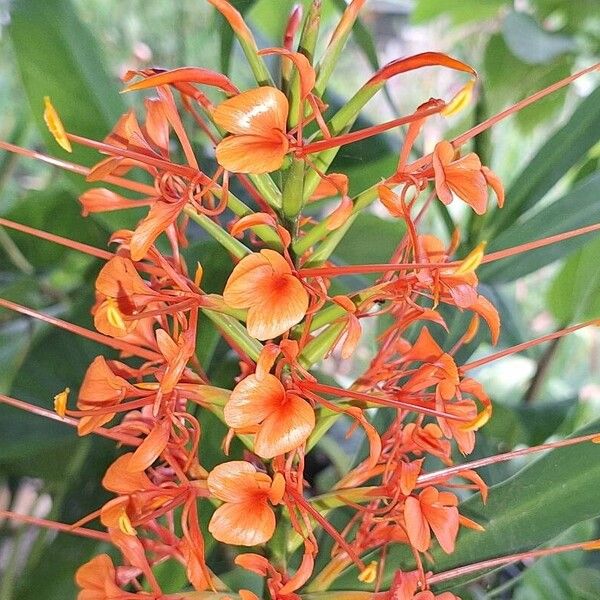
130,200,184,261
253,393,315,458
215,133,288,174
209,499,275,546
207,461,271,503
404,495,430,552
213,87,288,136
225,373,286,428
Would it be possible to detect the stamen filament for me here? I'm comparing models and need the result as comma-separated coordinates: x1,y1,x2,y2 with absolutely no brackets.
462,320,597,372
0,392,141,446
418,432,600,485
428,538,600,585
0,510,111,542
0,297,162,362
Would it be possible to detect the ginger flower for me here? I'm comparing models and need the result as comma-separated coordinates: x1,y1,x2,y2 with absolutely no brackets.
75,554,140,600
213,86,290,174
432,140,504,215
225,373,315,458
207,461,285,546
404,486,459,554
223,249,309,340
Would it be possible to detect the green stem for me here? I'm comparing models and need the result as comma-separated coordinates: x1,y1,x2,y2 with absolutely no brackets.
282,158,306,221
203,309,262,362
184,206,250,259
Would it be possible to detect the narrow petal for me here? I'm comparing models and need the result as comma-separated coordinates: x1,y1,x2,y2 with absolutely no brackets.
130,200,184,261
404,496,431,552
127,419,171,472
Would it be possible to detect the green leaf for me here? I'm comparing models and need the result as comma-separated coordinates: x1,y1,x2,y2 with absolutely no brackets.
411,0,505,25
8,0,124,178
487,82,600,235
547,236,600,324
330,417,600,590
513,522,597,600
502,11,576,65
479,172,600,283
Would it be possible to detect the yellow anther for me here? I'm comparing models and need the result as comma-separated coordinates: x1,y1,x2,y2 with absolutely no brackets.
118,510,137,536
454,241,487,276
105,298,126,331
53,387,70,418
442,79,476,117
592,435,600,444
194,262,204,287
583,539,600,550
43,97,72,152
358,560,378,584
460,405,492,432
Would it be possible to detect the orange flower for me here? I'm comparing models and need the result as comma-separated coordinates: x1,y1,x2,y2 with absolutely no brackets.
404,486,459,554
75,554,142,599
93,256,158,338
223,250,309,340
432,140,503,215
213,87,290,174
207,461,284,546
77,356,137,435
225,373,315,458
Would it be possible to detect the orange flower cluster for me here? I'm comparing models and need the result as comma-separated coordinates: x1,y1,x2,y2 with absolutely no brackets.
1,0,598,598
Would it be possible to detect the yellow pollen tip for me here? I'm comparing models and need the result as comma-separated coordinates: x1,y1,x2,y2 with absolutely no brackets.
358,561,378,584
106,298,126,331
442,79,476,117
194,262,204,287
592,435,600,444
118,510,137,536
454,241,487,276
53,387,70,418
583,539,600,550
460,405,492,431
43,97,72,153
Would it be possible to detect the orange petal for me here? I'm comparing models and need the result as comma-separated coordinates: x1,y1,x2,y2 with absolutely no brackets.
259,48,316,99
369,52,477,86
144,97,170,153
207,461,272,503
404,496,430,552
223,252,276,309
79,188,148,216
127,419,171,472
424,503,459,554
225,373,286,428
311,173,349,201
246,274,308,339
96,256,155,300
130,200,184,261
253,393,315,458
209,499,275,546
102,453,154,495
124,66,239,95
215,133,289,174
213,87,289,136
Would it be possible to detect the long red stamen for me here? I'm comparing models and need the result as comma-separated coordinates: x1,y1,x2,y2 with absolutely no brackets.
0,217,114,261
419,431,600,486
407,62,599,172
67,133,199,180
0,297,162,362
298,221,600,278
299,380,471,421
299,102,445,156
0,139,156,196
462,319,598,372
0,393,140,446
0,510,111,542
428,538,600,585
